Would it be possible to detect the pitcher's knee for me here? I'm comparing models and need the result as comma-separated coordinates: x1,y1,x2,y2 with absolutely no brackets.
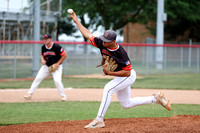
54,80,62,86
54,77,61,82
104,85,114,93
120,101,133,109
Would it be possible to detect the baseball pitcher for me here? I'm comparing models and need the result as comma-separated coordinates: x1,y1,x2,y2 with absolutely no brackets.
69,11,171,128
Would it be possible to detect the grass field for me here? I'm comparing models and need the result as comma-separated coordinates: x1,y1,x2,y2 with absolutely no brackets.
0,74,199,90
0,74,200,126
0,102,200,126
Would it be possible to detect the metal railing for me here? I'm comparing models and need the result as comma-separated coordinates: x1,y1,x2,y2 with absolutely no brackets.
0,41,200,79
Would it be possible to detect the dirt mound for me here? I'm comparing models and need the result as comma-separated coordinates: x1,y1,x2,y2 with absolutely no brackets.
0,115,199,133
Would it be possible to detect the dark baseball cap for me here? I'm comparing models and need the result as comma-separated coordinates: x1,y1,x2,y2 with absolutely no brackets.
43,34,52,39
99,30,117,42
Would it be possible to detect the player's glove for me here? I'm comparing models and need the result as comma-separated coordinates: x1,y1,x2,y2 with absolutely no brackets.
97,55,118,74
48,64,58,73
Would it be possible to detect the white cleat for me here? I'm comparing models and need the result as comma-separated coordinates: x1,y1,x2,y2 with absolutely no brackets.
84,119,105,129
154,91,171,111
61,96,67,101
24,94,32,99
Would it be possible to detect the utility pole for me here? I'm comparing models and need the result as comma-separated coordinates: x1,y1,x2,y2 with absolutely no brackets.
156,0,167,69
32,0,41,77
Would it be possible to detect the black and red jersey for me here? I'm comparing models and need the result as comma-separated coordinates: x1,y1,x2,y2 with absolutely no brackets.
41,43,66,66
90,36,132,71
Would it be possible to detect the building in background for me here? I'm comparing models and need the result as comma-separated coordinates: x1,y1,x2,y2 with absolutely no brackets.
123,22,155,43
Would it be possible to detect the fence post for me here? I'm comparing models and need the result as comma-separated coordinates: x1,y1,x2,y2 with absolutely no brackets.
197,48,199,73
14,43,17,79
86,44,89,75
180,47,183,73
188,39,192,68
146,47,149,74
164,46,167,74
127,46,130,58
63,56,67,75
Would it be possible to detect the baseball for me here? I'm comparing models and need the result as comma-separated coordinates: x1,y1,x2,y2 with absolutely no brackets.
67,9,74,14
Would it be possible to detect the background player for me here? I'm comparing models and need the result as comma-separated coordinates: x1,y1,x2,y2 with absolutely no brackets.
24,34,67,101
69,11,171,128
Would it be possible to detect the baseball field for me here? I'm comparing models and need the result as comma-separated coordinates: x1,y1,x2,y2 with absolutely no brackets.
0,74,200,132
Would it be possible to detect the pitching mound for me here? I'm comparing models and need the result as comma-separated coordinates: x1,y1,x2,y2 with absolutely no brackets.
0,115,200,133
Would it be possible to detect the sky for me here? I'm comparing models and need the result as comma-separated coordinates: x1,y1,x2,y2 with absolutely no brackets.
0,0,123,42
0,0,29,12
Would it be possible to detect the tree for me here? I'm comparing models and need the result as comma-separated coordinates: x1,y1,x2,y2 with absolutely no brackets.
62,0,154,39
137,0,200,42
62,0,91,42
61,0,200,42
164,0,200,42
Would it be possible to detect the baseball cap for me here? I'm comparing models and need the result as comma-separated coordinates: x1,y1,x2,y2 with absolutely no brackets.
99,30,117,42
43,34,52,39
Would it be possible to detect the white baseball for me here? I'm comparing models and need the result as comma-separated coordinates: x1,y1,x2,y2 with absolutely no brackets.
67,9,74,14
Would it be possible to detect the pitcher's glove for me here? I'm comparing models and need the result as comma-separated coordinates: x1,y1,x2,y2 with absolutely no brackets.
97,55,118,74
48,64,58,73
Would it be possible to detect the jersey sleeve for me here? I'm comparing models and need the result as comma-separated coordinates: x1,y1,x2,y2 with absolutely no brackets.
60,48,66,56
90,36,103,48
122,61,132,70
90,36,97,47
55,44,66,56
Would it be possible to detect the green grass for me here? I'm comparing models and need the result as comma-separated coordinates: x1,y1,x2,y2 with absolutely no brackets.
0,101,199,126
133,74,200,90
0,74,200,90
0,62,33,78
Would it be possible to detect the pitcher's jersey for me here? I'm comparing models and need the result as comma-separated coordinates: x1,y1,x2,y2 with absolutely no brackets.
90,36,132,71
41,43,66,66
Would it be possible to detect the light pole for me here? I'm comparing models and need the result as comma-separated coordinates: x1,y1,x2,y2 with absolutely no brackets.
156,0,167,69
32,0,41,77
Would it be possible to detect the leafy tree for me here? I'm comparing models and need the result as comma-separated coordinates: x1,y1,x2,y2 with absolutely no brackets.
137,0,200,42
164,0,200,42
56,19,77,40
62,0,91,41
62,0,154,39
33,0,200,42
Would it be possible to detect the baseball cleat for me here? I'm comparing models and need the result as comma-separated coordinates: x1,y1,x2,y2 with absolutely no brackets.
84,119,105,129
61,96,67,101
154,91,171,111
24,94,32,99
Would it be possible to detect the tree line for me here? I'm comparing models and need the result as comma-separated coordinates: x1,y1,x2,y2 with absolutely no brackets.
46,0,200,42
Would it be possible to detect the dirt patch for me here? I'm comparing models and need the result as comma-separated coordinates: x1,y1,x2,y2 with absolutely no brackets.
1,88,200,104
0,115,199,133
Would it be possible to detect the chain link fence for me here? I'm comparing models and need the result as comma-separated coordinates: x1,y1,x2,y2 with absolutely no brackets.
0,42,199,79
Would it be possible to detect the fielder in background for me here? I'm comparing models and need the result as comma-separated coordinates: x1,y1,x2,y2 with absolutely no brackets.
69,11,171,129
24,34,67,101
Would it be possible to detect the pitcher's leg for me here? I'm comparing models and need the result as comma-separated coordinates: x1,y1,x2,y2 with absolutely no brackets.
28,65,49,94
52,65,66,98
97,84,114,119
116,87,157,108
97,76,131,120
